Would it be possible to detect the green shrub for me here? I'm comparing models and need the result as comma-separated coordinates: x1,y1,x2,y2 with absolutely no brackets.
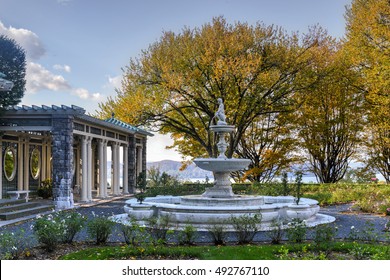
146,215,173,245
267,218,285,244
349,242,372,260
178,224,197,245
207,223,228,246
59,211,86,244
33,213,64,252
0,230,29,259
120,220,148,246
87,215,115,245
314,224,337,249
230,214,261,244
286,219,307,243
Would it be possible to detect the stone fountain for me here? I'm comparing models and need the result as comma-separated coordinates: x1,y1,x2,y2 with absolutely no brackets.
115,99,334,231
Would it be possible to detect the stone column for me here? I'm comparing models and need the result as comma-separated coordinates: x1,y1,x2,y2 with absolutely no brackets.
75,144,81,188
123,145,129,194
41,138,47,180
87,137,93,201
46,140,51,180
112,142,120,195
17,137,24,191
23,137,30,191
0,137,2,199
52,115,74,209
142,137,147,175
137,146,142,176
103,140,108,197
98,140,105,198
128,135,136,194
81,136,88,202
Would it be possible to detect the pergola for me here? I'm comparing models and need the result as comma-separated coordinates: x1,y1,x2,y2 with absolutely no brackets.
0,105,152,209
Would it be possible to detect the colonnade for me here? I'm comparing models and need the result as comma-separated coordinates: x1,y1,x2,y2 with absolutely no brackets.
77,136,140,203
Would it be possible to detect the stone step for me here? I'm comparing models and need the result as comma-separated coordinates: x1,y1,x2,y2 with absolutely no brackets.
0,202,42,214
0,199,25,208
0,205,55,220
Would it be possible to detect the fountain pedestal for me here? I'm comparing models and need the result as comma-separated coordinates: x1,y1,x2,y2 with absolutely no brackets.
202,171,235,197
194,124,251,198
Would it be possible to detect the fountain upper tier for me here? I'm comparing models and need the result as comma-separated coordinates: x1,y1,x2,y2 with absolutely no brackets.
193,158,251,172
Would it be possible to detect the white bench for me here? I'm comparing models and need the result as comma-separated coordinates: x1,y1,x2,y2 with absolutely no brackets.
7,190,31,202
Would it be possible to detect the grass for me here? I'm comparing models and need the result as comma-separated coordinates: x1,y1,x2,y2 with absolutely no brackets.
59,242,390,260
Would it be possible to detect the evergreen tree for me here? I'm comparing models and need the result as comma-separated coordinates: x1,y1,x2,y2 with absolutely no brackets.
0,35,26,112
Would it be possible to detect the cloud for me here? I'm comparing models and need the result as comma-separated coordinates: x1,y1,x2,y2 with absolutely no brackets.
27,62,71,92
107,75,122,89
0,21,45,60
1,20,101,102
53,64,71,73
72,88,103,101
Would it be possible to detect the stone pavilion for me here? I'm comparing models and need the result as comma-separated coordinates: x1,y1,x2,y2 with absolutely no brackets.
0,105,152,209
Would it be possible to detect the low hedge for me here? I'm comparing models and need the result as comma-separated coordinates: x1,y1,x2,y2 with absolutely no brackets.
144,182,390,215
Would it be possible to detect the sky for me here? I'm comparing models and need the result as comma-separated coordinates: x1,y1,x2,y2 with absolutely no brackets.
0,0,351,162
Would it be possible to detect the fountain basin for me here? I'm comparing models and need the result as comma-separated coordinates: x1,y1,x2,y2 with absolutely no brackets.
120,195,334,231
193,158,251,172
209,124,235,133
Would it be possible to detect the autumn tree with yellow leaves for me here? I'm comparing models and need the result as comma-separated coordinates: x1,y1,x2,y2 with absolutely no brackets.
344,0,390,183
97,17,329,179
295,32,365,183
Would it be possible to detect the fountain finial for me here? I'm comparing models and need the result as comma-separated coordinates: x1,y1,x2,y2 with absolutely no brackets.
215,98,227,125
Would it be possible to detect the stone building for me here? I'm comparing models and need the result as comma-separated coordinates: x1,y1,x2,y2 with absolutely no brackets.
0,105,152,209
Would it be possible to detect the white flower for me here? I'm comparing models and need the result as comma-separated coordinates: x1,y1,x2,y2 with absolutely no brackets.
351,226,355,230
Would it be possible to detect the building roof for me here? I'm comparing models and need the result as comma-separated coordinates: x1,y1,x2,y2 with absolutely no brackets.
1,104,153,137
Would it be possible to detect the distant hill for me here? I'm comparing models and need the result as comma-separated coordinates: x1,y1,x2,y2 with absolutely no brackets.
147,160,212,181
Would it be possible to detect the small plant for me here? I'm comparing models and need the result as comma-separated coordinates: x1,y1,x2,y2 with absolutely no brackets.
59,211,86,244
120,218,148,246
360,221,379,243
37,179,53,199
146,215,172,245
294,171,303,205
33,213,64,252
349,242,372,260
267,217,285,244
278,246,290,260
385,220,390,232
0,230,29,259
207,223,227,246
135,192,146,204
178,224,197,245
286,218,307,243
314,224,337,250
230,214,261,244
347,222,379,243
87,214,115,245
281,172,290,196
136,171,147,203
